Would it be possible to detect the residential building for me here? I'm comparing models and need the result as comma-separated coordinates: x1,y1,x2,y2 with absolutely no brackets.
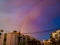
6,31,19,45
0,30,4,45
0,30,41,45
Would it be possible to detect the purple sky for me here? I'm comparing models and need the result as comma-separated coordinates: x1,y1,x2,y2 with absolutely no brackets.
0,0,60,40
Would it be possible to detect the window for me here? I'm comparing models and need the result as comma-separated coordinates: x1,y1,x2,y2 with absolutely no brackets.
0,33,1,35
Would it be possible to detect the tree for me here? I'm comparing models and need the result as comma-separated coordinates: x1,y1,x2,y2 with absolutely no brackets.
50,38,56,45
0,29,4,32
3,33,7,45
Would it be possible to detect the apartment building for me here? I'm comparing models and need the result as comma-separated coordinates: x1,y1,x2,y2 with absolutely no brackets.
0,30,41,45
0,30,4,45
6,31,19,45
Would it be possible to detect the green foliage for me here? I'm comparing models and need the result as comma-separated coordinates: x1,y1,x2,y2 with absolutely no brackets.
3,33,7,45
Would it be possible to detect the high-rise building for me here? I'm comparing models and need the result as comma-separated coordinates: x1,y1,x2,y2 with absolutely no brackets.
0,30,41,45
0,30,4,45
6,31,19,45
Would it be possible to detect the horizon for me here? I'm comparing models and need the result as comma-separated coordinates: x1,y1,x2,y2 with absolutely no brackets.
0,28,60,40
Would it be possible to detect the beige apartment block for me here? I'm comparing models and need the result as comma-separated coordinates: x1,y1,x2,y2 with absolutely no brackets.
6,31,19,45
0,33,4,45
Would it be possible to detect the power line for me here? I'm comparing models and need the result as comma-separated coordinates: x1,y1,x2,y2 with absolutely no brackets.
22,28,60,34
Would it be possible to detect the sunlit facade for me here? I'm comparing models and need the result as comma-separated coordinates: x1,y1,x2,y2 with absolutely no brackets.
6,31,19,45
0,32,4,45
0,30,4,45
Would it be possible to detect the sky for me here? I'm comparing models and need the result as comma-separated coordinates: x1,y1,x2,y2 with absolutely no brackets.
0,0,60,40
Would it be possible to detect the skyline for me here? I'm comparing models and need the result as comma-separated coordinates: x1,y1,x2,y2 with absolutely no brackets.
0,0,60,40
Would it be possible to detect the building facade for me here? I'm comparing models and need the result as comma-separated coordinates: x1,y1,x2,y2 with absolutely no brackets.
6,31,19,45
0,33,4,45
0,30,4,45
0,30,41,45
